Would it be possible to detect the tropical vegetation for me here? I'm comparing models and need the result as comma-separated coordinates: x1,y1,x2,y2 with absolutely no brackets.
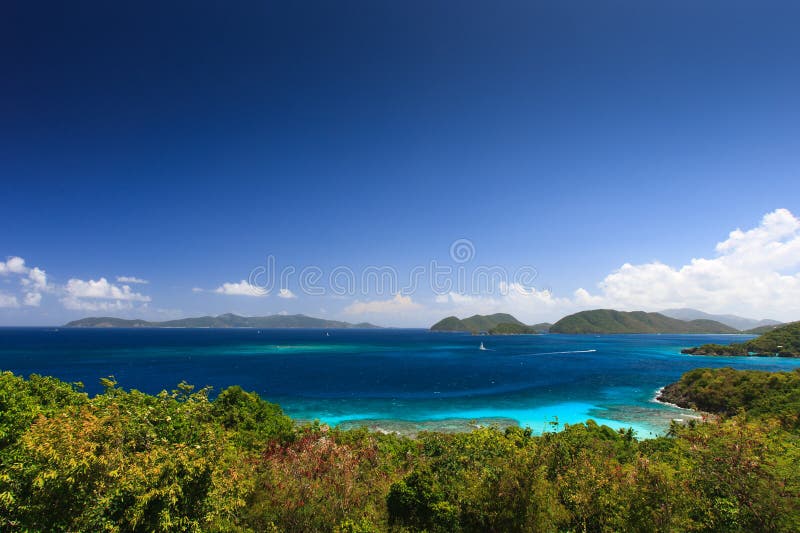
1,367,799,531
682,321,800,357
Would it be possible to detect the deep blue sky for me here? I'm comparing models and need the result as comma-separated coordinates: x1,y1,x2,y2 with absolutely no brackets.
2,1,800,325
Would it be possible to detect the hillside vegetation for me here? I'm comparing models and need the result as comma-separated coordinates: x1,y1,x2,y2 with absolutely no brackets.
488,322,550,335
659,367,800,429
550,309,738,334
431,314,550,334
1,369,799,531
431,313,523,333
682,321,800,357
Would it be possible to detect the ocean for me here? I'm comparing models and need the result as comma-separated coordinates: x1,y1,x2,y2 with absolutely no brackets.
2,328,799,437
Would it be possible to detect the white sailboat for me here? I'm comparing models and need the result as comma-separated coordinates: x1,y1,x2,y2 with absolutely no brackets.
479,342,487,351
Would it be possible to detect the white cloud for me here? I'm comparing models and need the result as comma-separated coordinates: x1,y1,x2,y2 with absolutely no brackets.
344,293,422,314
64,278,150,301
26,267,48,292
422,209,800,325
0,256,28,275
191,287,205,293
0,292,19,308
61,277,150,312
278,288,297,299
61,298,135,312
574,208,800,321
23,292,42,307
116,276,149,284
431,284,574,324
213,280,267,297
0,257,50,307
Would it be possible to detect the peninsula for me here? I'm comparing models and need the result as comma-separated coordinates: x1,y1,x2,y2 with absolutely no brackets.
681,321,800,357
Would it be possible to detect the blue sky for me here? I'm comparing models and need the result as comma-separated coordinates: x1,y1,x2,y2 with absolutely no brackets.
2,1,800,326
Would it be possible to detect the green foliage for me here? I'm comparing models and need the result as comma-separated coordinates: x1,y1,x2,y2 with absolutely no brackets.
488,322,541,335
429,315,468,331
682,320,800,357
745,320,800,355
0,371,87,450
210,385,293,448
0,370,798,531
431,313,524,333
681,342,749,356
669,416,800,532
659,367,800,429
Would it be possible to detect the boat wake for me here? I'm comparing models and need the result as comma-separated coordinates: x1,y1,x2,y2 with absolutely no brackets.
520,349,597,356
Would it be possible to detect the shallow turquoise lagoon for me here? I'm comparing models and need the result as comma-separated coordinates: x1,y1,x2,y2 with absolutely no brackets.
2,328,799,437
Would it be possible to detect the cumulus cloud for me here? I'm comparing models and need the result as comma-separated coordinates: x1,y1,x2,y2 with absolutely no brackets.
61,277,151,311
26,267,48,292
191,287,205,293
424,209,800,325
213,280,267,297
344,293,421,314
575,208,800,320
0,292,19,308
116,276,149,284
432,284,574,324
61,298,135,312
0,256,28,275
278,288,297,299
64,278,151,301
23,292,42,307
0,256,50,307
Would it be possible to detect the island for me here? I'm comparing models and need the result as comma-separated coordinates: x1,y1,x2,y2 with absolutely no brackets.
681,321,800,357
660,307,781,331
65,313,380,329
430,313,550,334
549,309,738,334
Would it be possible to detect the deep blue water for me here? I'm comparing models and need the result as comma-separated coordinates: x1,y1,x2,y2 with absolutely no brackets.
3,328,800,437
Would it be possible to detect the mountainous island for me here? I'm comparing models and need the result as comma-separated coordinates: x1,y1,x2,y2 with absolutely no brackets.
549,309,739,334
430,313,551,334
65,313,380,329
659,308,781,331
430,309,784,335
681,321,800,357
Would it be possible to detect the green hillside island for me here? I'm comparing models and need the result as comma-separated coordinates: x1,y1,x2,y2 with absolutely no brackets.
744,323,785,335
681,321,800,357
2,367,800,531
430,313,551,334
65,313,379,329
550,309,738,334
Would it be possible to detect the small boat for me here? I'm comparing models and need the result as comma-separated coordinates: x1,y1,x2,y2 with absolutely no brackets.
479,342,487,351
325,332,331,337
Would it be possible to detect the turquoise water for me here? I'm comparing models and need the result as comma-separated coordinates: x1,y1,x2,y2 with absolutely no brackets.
2,328,799,437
